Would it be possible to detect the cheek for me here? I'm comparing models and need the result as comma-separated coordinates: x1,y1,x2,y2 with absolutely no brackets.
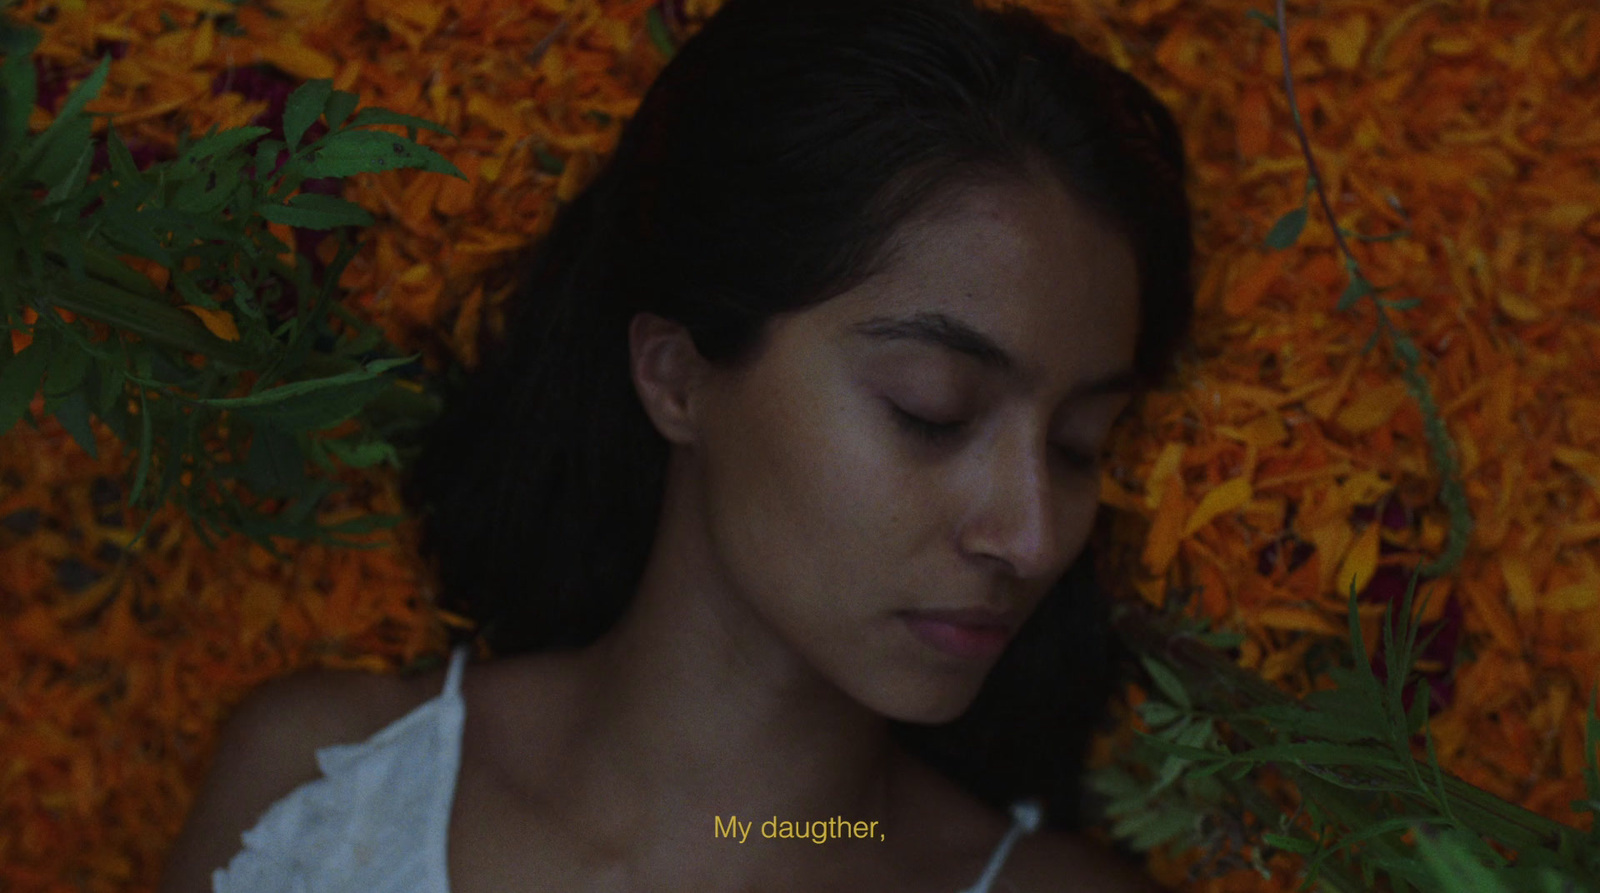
700,385,913,612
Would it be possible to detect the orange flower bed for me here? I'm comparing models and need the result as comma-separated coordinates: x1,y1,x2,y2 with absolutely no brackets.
2,0,1598,890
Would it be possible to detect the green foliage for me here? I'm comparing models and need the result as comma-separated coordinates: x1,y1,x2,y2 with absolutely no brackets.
10,9,1598,893
1084,5,1591,889
1096,578,1600,892
0,22,462,560
643,6,677,60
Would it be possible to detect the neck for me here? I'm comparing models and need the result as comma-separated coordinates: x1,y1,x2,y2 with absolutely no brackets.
549,472,906,876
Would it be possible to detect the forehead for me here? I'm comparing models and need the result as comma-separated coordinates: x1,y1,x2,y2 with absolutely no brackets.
817,176,1141,390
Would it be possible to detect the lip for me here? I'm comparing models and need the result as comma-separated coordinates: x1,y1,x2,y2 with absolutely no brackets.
898,608,1017,661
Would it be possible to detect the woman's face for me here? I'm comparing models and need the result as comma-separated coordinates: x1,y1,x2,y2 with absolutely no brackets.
661,174,1141,724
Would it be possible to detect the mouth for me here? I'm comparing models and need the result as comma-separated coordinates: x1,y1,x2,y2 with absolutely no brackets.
897,608,1016,661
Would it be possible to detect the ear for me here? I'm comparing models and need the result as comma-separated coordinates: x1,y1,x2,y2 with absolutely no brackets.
629,311,709,446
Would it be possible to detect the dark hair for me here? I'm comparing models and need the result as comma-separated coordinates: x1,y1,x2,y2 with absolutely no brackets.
400,0,1195,830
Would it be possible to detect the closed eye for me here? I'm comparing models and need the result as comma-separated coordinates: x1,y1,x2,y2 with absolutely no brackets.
888,404,1100,471
890,405,966,442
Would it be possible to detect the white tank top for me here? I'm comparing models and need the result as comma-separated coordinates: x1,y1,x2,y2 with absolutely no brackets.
211,645,1042,892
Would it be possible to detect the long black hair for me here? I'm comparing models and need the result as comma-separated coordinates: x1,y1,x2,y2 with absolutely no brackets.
399,0,1196,830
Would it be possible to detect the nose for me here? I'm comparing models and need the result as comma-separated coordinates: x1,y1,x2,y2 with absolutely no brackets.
959,433,1079,582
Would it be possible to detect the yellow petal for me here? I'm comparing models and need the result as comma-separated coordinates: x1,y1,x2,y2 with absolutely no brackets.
1183,476,1253,538
1496,290,1545,322
1334,522,1380,601
180,305,241,343
1256,607,1345,636
1336,470,1392,506
165,0,235,12
1552,446,1600,488
1141,478,1188,577
1546,579,1599,612
254,42,338,81
1143,441,1186,512
1427,34,1478,56
1501,552,1538,614
1335,380,1410,433
556,151,596,203
1325,14,1371,70
192,17,215,65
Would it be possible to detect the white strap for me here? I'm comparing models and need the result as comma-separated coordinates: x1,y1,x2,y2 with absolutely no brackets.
965,799,1044,893
442,643,470,699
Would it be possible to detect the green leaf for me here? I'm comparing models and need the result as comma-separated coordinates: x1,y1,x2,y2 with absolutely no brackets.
0,335,51,437
1265,205,1309,250
283,79,333,151
5,54,108,189
1138,700,1184,729
31,116,92,188
255,137,286,180
42,328,91,397
0,26,42,157
323,90,359,131
1347,578,1385,698
1414,826,1511,893
275,475,340,529
644,6,677,60
258,193,375,229
216,358,422,412
43,139,95,205
106,127,143,183
1296,761,1416,794
1190,629,1245,649
1246,10,1281,30
49,386,98,459
1377,296,1422,311
301,129,465,179
169,125,271,177
228,375,395,432
315,509,406,541
170,162,242,216
1338,271,1376,311
91,356,126,416
1173,718,1215,750
189,355,416,432
1257,676,1389,744
1263,832,1316,854
319,434,400,470
49,223,89,283
1231,740,1404,769
126,371,155,508
1149,752,1189,795
238,422,309,498
1586,684,1600,811
93,383,132,444
533,145,564,174
1116,804,1200,852
346,106,453,137
1407,680,1432,735
1134,732,1226,765
1085,766,1145,804
1139,656,1193,711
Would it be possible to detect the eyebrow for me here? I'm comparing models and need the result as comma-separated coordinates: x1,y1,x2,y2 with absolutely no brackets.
848,311,1140,399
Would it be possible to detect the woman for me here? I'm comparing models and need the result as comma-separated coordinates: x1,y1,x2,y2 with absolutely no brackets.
159,0,1195,889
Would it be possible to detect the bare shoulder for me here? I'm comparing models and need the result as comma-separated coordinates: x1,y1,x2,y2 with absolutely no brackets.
1006,828,1164,893
156,658,448,893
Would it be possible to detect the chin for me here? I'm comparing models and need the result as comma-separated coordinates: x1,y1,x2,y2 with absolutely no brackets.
862,674,987,725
